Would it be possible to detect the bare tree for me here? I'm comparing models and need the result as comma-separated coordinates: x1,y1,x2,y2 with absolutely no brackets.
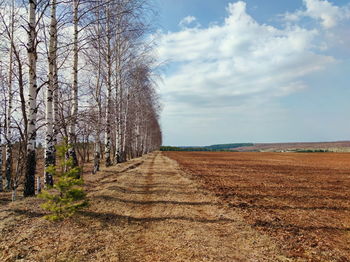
93,3,103,173
5,0,14,191
44,0,57,187
0,0,162,200
68,0,79,167
24,0,39,197
104,3,113,167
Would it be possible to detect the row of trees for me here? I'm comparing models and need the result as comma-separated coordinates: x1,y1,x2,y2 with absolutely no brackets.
0,0,162,198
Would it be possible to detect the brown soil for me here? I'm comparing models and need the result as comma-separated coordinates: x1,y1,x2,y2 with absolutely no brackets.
235,141,350,152
0,152,290,261
164,151,350,262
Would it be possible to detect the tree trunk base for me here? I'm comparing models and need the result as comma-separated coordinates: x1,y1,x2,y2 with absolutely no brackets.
24,149,36,197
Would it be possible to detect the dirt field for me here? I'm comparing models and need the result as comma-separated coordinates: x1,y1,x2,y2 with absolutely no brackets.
165,151,350,262
234,141,350,152
0,152,292,261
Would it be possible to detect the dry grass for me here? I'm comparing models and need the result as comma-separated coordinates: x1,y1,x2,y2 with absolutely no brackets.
1,152,291,262
0,158,145,262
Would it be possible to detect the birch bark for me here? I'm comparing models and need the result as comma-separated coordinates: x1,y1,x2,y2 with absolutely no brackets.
53,35,58,158
121,86,129,161
68,0,79,167
44,0,57,186
104,5,112,167
93,2,102,173
24,0,37,197
5,0,14,191
52,0,59,160
114,38,122,164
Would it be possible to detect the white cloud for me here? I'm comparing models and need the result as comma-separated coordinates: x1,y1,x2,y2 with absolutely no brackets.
179,15,200,28
157,1,350,145
283,0,350,28
158,1,337,116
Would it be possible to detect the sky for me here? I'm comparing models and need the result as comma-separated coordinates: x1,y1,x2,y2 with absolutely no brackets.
153,0,350,146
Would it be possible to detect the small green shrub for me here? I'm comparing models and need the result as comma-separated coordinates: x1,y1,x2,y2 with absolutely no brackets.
38,142,88,221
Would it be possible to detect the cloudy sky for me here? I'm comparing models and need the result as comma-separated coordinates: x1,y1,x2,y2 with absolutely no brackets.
154,0,350,146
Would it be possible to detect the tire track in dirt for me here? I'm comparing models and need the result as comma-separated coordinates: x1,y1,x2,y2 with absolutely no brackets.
85,152,292,261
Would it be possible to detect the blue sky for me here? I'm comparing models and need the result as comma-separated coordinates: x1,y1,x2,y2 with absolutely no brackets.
155,0,302,31
154,0,350,146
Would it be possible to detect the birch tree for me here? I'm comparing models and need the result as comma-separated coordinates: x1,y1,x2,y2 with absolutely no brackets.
52,2,59,170
0,0,162,200
44,0,57,186
5,0,14,191
68,0,79,167
104,3,113,167
83,6,104,173
93,8,103,174
23,0,38,197
87,3,104,173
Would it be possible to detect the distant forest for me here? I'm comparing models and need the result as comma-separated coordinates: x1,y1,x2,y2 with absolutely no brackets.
160,143,254,151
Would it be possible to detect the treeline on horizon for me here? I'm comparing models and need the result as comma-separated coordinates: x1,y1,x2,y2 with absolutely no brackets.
161,144,335,152
160,143,254,152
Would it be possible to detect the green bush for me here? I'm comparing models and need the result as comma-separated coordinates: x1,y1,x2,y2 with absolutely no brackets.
38,142,89,221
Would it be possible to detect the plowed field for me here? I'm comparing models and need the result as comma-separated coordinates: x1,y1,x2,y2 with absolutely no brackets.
164,151,350,261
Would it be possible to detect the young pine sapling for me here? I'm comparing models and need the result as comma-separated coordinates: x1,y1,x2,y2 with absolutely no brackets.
38,142,88,221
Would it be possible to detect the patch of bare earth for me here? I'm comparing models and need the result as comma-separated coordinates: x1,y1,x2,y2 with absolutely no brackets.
0,152,289,261
165,151,350,262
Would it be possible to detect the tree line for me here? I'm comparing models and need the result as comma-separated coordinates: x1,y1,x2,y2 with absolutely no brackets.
160,143,254,151
0,0,162,199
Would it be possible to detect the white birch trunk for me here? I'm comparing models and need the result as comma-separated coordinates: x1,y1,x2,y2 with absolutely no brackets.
121,86,129,161
104,6,112,167
134,112,140,157
52,8,59,159
135,123,139,157
24,0,37,197
118,61,125,162
93,71,102,172
44,0,57,186
53,60,58,148
68,0,79,167
142,133,147,155
5,0,14,191
93,3,102,173
115,71,122,163
114,15,122,164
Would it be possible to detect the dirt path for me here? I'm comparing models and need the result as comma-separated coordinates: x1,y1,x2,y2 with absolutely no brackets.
86,152,289,261
0,152,291,261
